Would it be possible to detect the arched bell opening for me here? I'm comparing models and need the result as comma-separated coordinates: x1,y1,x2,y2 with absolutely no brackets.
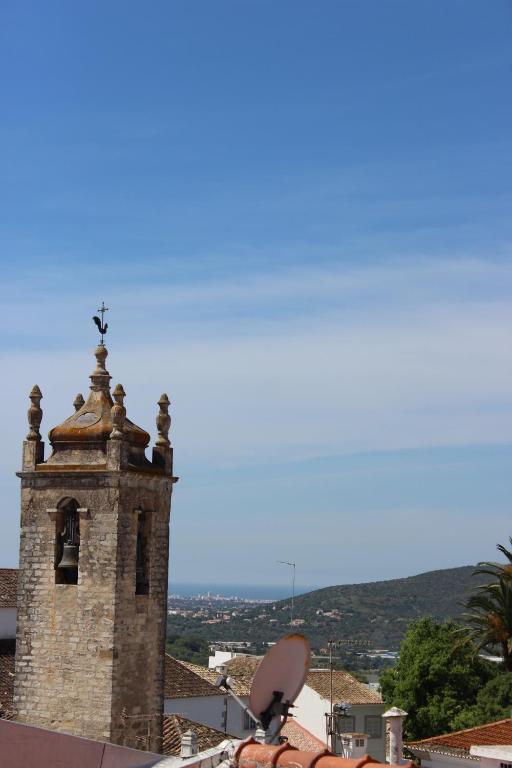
135,509,151,595
54,498,80,585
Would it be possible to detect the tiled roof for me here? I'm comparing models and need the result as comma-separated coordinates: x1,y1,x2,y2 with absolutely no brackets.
306,669,382,705
162,714,230,756
238,740,414,768
281,719,325,751
0,570,17,609
224,655,261,676
0,640,15,719
408,718,512,758
164,655,221,699
182,659,255,697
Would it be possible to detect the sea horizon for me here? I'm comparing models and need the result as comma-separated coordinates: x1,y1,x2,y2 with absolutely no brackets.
168,581,318,601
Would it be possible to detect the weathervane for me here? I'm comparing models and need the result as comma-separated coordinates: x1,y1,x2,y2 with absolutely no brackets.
92,301,109,344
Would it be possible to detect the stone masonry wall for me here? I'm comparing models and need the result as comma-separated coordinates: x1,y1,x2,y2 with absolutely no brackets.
15,477,119,741
14,468,172,751
109,478,172,752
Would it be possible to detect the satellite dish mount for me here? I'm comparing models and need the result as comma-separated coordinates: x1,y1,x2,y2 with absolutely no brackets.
215,634,311,744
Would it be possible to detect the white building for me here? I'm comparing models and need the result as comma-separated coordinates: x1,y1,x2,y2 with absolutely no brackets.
408,717,512,768
170,653,387,761
208,650,254,669
294,668,386,761
470,744,512,768
164,655,258,738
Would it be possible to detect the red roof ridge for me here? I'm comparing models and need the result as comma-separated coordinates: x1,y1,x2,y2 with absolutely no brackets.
235,740,413,768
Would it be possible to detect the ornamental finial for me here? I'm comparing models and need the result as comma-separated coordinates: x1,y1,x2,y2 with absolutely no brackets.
156,393,171,447
73,393,85,412
92,301,109,345
27,385,43,441
110,384,126,440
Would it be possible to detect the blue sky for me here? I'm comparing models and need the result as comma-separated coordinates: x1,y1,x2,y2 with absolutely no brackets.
0,1,511,590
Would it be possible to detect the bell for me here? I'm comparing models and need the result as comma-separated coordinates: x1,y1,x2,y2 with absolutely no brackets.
57,542,79,569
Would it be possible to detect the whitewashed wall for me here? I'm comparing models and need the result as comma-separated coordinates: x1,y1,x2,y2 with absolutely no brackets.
164,694,255,738
294,687,385,762
411,751,472,768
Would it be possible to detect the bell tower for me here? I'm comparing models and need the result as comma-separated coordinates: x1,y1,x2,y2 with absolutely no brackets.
14,320,177,752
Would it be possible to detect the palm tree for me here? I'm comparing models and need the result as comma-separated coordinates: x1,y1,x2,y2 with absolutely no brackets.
464,537,512,672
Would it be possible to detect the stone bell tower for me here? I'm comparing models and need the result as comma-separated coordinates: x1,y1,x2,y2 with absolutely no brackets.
14,324,177,752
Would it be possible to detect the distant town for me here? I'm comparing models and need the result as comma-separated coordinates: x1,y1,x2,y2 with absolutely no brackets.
168,590,274,605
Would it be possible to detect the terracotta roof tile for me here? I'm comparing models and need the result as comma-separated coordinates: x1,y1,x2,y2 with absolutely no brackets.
306,670,382,705
182,659,256,697
408,718,512,756
224,656,261,676
162,714,231,756
0,640,15,719
237,741,414,768
0,570,17,609
281,719,325,751
164,655,221,699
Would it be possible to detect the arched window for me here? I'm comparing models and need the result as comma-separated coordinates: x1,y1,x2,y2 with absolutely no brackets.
55,498,80,585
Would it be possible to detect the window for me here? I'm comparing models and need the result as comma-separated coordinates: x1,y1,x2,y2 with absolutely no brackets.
335,715,355,734
135,509,151,595
364,715,382,739
55,499,80,585
243,710,257,730
355,739,365,748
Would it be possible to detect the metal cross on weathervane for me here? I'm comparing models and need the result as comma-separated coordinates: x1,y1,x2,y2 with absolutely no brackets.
92,301,109,344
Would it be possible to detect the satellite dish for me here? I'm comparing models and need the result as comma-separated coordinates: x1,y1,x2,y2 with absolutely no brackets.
249,634,311,726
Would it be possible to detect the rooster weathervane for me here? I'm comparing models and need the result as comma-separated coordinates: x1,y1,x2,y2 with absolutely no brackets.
92,301,109,344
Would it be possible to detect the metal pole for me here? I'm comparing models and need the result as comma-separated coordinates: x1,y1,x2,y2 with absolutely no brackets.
291,562,295,627
277,561,296,629
329,640,334,752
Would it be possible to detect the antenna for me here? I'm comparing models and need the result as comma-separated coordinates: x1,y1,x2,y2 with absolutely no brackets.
277,561,296,627
325,639,371,753
215,634,311,745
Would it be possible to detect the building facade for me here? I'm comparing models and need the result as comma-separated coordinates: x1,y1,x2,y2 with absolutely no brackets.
14,341,176,751
408,718,512,768
293,669,386,761
163,655,258,739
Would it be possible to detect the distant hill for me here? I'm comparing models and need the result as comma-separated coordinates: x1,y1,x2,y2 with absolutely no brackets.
168,565,484,652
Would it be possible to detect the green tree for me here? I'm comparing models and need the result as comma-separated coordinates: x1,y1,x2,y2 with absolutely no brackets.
451,673,512,730
380,617,497,741
464,538,512,672
166,634,210,665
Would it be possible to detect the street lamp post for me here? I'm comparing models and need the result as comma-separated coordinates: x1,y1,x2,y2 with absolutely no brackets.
277,561,296,628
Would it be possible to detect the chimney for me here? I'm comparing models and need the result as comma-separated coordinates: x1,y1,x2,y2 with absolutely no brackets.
180,729,198,758
382,708,408,764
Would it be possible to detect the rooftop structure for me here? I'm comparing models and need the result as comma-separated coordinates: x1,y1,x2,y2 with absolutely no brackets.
14,332,177,752
0,716,414,768
164,655,221,699
407,718,512,759
305,669,382,705
162,714,232,757
0,569,17,609
280,719,325,751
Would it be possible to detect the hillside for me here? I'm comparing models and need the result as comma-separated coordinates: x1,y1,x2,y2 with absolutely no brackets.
168,565,484,652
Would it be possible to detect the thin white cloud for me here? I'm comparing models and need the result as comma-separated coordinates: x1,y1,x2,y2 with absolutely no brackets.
1,255,511,577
